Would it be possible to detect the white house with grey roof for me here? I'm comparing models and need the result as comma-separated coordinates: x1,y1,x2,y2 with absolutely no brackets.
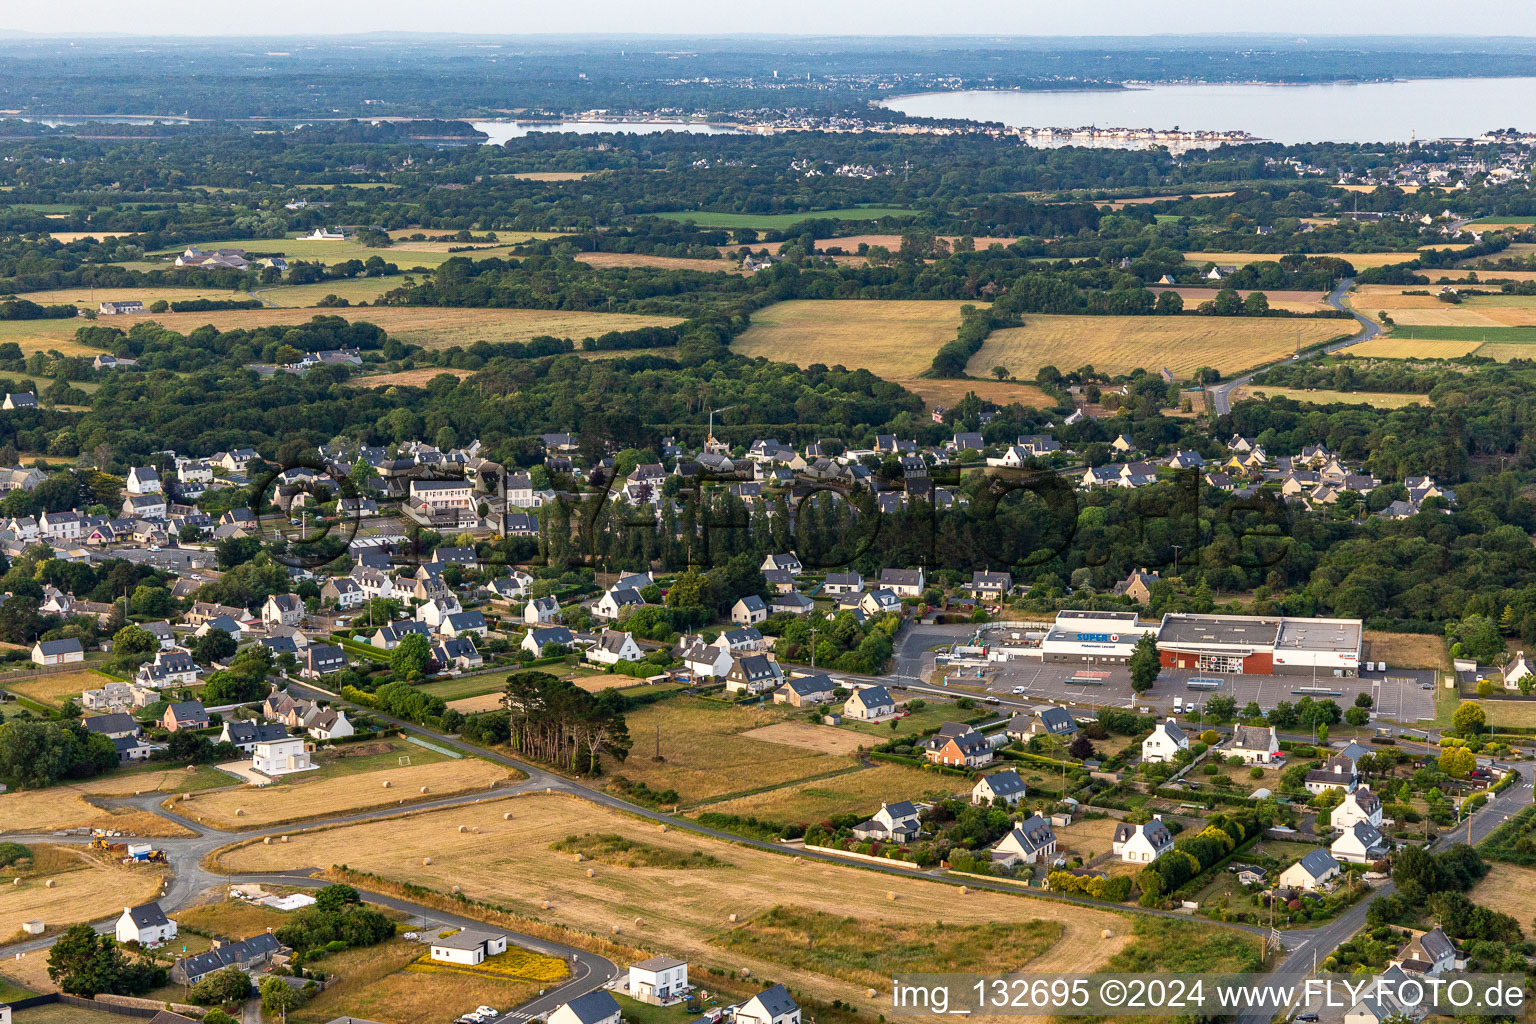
1278,848,1340,891
587,630,642,666
1142,718,1188,763
629,955,690,1006
734,984,800,1024
844,685,895,720
429,928,507,966
992,813,1058,867
595,586,646,621
972,769,1027,806
731,594,768,625
548,990,623,1024
1332,820,1389,864
116,901,176,946
524,595,561,624
851,801,921,842
1228,724,1280,764
1113,816,1175,863
523,626,574,656
1332,786,1384,830
879,567,926,596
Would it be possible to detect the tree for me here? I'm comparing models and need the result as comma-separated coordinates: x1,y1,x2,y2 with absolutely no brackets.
259,976,301,1017
1344,706,1370,727
390,632,432,679
991,365,1009,381
314,883,361,913
1439,746,1477,779
192,629,237,665
45,923,162,996
1452,702,1487,737
1354,693,1373,709
112,623,156,661
190,967,252,1006
1128,634,1160,693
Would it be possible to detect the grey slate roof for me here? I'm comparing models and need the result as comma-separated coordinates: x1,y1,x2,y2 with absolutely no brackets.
558,989,622,1024
126,901,170,928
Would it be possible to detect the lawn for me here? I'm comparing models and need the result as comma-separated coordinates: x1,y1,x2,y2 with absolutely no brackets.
11,1005,126,1024
215,791,1131,1015
699,762,966,824
1237,386,1430,409
290,938,552,1024
1,669,116,709
2,845,168,943
837,701,971,739
596,698,868,804
733,299,980,379
968,314,1348,380
171,748,513,829
420,674,508,700
656,206,915,229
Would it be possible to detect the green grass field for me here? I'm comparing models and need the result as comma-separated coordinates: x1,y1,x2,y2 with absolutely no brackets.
656,206,914,229
1470,216,1536,225
1387,324,1536,342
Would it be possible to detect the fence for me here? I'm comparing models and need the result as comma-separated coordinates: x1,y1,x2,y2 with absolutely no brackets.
2,994,202,1019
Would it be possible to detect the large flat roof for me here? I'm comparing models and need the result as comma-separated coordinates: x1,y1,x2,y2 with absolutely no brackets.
1276,618,1363,654
1157,614,1282,650
1056,610,1141,624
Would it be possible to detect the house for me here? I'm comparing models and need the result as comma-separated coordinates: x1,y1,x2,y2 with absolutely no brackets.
116,901,176,946
262,593,303,627
770,592,815,616
137,650,201,689
594,586,646,622
252,728,314,777
525,596,562,624
32,637,84,665
438,610,488,639
300,644,348,679
431,637,483,672
1114,568,1160,604
724,654,784,696
126,466,162,495
1141,718,1188,763
851,800,922,842
428,928,508,966
99,300,144,316
774,673,838,707
306,706,354,740
924,725,994,768
171,933,284,985
991,813,1059,867
160,700,209,733
548,990,623,1024
679,640,734,679
3,392,38,410
1332,786,1385,830
734,984,801,1024
714,627,764,652
371,619,431,649
522,626,574,656
761,553,803,576
1398,926,1456,976
1344,966,1421,1024
731,595,768,625
1305,754,1359,794
972,769,1027,806
879,568,926,597
969,571,1013,599
220,720,291,753
844,685,895,721
860,588,902,616
1332,820,1389,864
588,630,643,666
1503,651,1534,690
1278,848,1341,891
321,577,366,609
121,493,167,520
822,571,864,595
1033,706,1078,737
1229,724,1280,764
82,712,139,741
1113,816,1175,863
628,955,689,1006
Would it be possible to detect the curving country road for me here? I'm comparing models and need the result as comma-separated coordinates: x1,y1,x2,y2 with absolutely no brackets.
1208,277,1383,416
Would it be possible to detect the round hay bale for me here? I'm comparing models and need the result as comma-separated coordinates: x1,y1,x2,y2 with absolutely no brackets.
541,900,550,910
658,824,667,833
235,808,244,817
740,968,751,978
420,786,430,794
280,836,288,844
959,886,968,894
728,913,737,923
423,857,433,865
458,825,468,833
886,891,896,901
503,812,514,820
180,792,190,801
45,879,56,888
133,790,142,797
1101,928,1112,939
452,885,460,894
472,827,480,835
263,837,272,845
634,917,643,926
868,989,878,999
13,877,21,886
585,868,595,878
382,780,392,789
611,925,620,935
574,853,583,862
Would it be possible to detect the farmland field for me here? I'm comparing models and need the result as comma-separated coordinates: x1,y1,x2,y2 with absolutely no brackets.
733,299,979,378
575,251,740,273
1345,338,1485,360
1184,251,1428,268
509,171,593,181
256,277,402,307
215,791,1131,1013
898,376,1057,413
1362,632,1446,671
1381,324,1536,342
1149,286,1332,314
150,235,561,267
1237,386,1430,409
804,233,1017,253
357,367,479,388
1470,862,1536,926
171,753,513,829
2,845,168,942
447,692,509,713
657,206,915,229
596,697,870,804
967,314,1347,379
0,781,199,837
738,720,868,755
1,669,115,708
700,762,965,823
8,284,262,309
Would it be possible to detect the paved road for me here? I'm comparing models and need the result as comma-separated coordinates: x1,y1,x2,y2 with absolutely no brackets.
1208,278,1382,415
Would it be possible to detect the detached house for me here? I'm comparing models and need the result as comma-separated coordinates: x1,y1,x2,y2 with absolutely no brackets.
731,594,768,625
991,813,1058,867
32,637,84,666
1305,754,1359,794
774,673,838,707
1398,926,1456,977
525,596,561,624
548,991,623,1024
734,985,801,1024
1332,786,1384,831
594,586,646,622
1141,718,1188,763
300,644,348,679
879,568,926,597
588,630,643,667
523,626,574,656
116,902,176,946
924,724,994,768
822,571,864,595
160,700,209,733
1278,848,1341,891
969,571,1013,600
724,654,784,696
1113,816,1175,864
851,800,922,842
760,553,803,576
972,769,1027,806
844,685,895,721
1229,724,1280,764
1332,820,1389,864
679,640,733,679
262,593,303,627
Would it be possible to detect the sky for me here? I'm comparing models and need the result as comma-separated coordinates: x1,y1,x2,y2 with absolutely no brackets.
12,0,1536,38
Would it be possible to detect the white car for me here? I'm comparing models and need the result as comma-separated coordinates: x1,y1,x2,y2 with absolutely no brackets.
477,1009,499,1017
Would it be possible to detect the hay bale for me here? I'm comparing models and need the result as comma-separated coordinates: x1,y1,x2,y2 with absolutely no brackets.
262,837,272,845
280,836,288,844
1101,928,1112,939
633,917,643,926
611,925,620,935
728,913,737,923
234,808,244,817
452,885,460,894
585,868,594,878
472,827,480,835
420,786,430,794
740,968,751,978
503,812,514,821
574,853,583,862
180,793,189,801
12,877,20,886
541,900,550,910
886,891,896,901
658,824,667,833
44,879,56,888
382,780,392,789
867,989,877,999
959,885,968,894
458,825,468,833
423,857,432,865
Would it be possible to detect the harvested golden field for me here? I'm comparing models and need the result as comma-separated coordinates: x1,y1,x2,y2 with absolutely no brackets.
739,721,869,755
897,376,1057,412
1470,862,1536,925
1352,285,1451,309
217,792,1131,1013
11,285,255,310
1378,307,1505,327
1335,183,1423,194
291,938,551,1024
571,673,647,693
1468,343,1536,362
968,314,1347,379
447,692,506,713
575,251,742,273
1346,338,1484,360
173,898,293,939
357,367,478,388
702,763,965,823
510,171,593,181
172,757,513,829
2,669,113,708
256,277,401,307
806,233,1016,253
598,698,866,804
2,845,168,942
1186,251,1427,268
75,764,235,797
0,319,103,356
1151,286,1332,314
1425,269,1536,284
1364,631,1446,670
1097,190,1236,207
0,784,195,837
733,299,980,378
47,231,128,243
1237,386,1430,409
